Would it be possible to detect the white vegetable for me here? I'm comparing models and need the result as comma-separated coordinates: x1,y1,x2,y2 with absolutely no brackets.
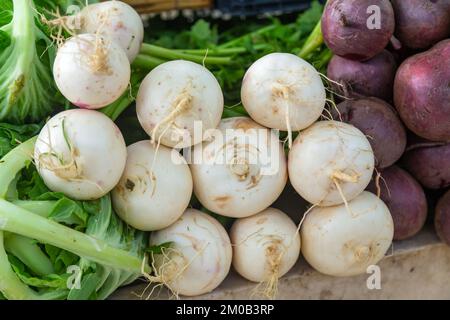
241,53,326,146
190,117,288,218
136,60,224,148
301,191,394,277
53,33,131,109
80,1,144,62
34,110,127,200
230,208,300,295
288,120,374,206
149,209,232,297
112,140,193,231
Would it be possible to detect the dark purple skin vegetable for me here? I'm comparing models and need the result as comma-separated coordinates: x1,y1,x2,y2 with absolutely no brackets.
435,190,450,246
327,50,397,100
394,39,450,142
321,0,395,61
367,165,427,240
332,97,407,168
402,141,450,189
391,0,450,50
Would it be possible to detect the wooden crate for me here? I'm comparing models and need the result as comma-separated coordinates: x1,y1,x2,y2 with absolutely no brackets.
123,0,212,14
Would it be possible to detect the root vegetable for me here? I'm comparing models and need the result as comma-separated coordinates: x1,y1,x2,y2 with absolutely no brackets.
190,117,288,218
301,191,394,277
321,0,395,61
53,34,131,109
402,141,450,189
230,208,300,298
149,209,232,297
327,50,397,101
288,121,374,207
391,0,450,50
435,190,450,246
136,60,224,148
241,53,326,145
34,110,127,200
394,39,450,141
367,166,427,240
80,1,144,62
332,98,406,169
112,140,193,231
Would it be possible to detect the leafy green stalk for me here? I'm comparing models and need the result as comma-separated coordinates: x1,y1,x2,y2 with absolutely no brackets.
139,43,233,66
0,232,39,300
0,198,146,273
0,0,57,123
4,234,55,276
298,19,324,59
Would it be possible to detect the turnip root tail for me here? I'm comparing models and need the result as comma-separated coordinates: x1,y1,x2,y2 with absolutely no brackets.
151,93,193,146
39,7,79,47
252,242,284,300
331,169,362,217
142,245,206,300
332,170,360,183
272,83,293,149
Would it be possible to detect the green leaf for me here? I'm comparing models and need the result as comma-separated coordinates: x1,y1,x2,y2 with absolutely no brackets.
8,254,68,289
0,123,42,158
0,30,11,50
44,245,79,274
48,197,89,228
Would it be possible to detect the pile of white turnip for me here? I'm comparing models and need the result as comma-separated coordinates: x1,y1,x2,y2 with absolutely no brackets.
34,0,450,300
37,51,395,300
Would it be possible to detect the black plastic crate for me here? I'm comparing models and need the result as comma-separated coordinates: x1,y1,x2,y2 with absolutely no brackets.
215,0,314,16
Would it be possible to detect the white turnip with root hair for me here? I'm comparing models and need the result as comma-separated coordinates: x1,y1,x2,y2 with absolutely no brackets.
80,1,144,62
148,209,232,297
190,117,288,218
53,33,131,109
112,140,193,231
288,120,374,207
241,53,326,147
34,109,127,200
230,208,301,299
136,60,224,148
300,191,394,277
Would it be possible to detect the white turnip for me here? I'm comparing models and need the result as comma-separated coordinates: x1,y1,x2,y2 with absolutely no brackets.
230,208,300,298
241,53,326,147
301,191,394,277
112,140,193,231
53,33,131,109
34,109,127,200
288,121,374,207
149,209,232,297
136,60,224,148
80,1,144,62
190,117,288,218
